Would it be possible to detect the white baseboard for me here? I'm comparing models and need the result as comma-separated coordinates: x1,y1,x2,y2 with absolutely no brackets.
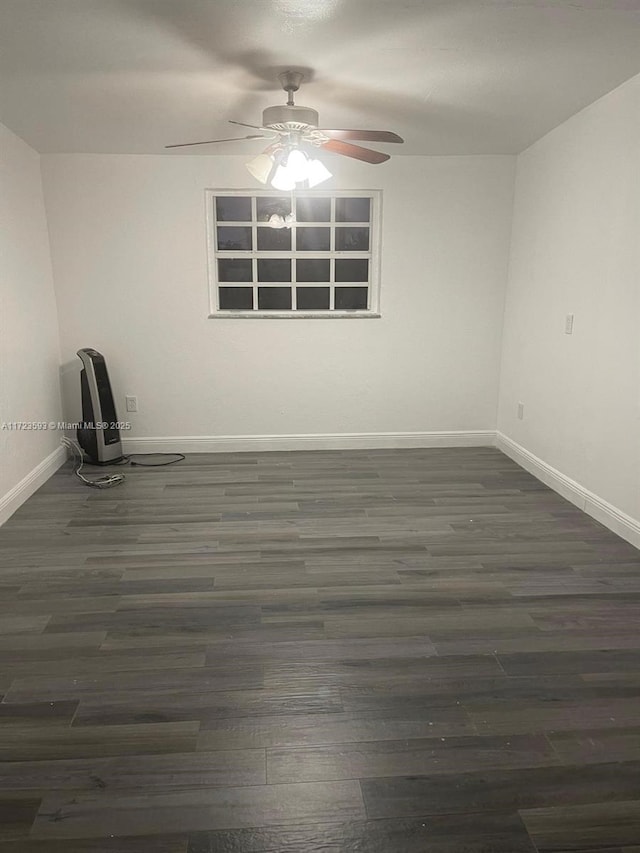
0,446,67,527
123,430,496,455
496,432,640,550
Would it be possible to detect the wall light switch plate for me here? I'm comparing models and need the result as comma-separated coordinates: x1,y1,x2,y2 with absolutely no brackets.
517,402,524,420
565,313,574,334
125,396,138,413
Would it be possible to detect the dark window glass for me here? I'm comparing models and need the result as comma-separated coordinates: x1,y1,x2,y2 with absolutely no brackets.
336,197,371,222
258,287,292,310
256,197,291,221
297,287,330,310
297,227,330,251
218,258,253,282
216,197,251,222
219,287,253,310
257,258,291,282
217,227,252,251
335,287,368,310
257,227,292,251
335,258,369,282
296,197,331,222
336,227,369,251
296,258,330,282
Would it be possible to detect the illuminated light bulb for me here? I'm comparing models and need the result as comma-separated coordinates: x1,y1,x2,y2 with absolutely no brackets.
270,165,297,191
306,158,332,187
285,148,310,182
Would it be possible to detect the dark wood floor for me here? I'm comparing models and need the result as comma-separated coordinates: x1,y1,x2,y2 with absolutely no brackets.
0,447,639,851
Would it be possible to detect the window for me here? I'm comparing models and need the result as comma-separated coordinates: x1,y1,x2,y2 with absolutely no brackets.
206,190,381,317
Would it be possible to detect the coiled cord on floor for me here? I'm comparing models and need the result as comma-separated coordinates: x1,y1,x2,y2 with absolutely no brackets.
61,437,125,489
61,438,185,489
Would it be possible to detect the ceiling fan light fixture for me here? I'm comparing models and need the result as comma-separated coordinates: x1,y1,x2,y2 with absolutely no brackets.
256,146,332,191
245,152,274,184
270,163,298,191
285,148,311,183
306,157,333,187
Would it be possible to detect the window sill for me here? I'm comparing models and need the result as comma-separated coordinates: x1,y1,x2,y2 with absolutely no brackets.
208,312,382,320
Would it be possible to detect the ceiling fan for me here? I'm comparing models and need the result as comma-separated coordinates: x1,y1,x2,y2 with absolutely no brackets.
166,71,403,189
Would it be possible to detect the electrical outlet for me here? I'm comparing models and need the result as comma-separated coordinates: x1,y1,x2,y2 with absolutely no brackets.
565,313,574,334
125,396,138,413
517,402,524,420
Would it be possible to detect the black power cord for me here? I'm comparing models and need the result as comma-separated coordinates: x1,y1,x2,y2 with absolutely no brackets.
124,453,185,467
62,439,185,489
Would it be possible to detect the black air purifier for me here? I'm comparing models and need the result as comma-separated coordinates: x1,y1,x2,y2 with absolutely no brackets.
76,348,124,464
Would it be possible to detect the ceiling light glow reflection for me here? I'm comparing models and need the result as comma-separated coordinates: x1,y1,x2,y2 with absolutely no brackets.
273,0,340,21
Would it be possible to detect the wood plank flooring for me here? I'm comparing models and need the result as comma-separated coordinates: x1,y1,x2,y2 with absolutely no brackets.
0,446,639,851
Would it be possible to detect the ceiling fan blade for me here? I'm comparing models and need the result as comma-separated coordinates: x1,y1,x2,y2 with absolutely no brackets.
317,130,404,143
320,138,390,164
229,119,271,132
165,135,267,149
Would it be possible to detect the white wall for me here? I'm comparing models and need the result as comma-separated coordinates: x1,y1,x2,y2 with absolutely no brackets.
498,74,640,529
0,123,63,523
40,153,515,447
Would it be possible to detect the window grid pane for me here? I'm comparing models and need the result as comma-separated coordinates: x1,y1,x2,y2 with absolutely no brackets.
335,286,369,310
296,286,330,310
219,286,253,310
336,227,369,252
296,258,331,282
336,197,371,223
257,227,292,251
258,286,292,310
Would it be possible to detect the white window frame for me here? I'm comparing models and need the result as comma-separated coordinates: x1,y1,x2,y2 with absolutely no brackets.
205,189,382,319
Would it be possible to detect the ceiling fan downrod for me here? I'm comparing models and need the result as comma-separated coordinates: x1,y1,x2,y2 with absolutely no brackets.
278,70,305,106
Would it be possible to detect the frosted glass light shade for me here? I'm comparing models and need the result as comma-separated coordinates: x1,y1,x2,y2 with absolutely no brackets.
285,149,310,183
270,165,297,191
245,153,274,184
306,158,333,187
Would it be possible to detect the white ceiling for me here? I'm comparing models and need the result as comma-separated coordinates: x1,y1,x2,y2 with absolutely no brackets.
1,0,640,156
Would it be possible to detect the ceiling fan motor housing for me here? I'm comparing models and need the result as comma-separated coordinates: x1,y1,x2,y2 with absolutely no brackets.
262,104,319,130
